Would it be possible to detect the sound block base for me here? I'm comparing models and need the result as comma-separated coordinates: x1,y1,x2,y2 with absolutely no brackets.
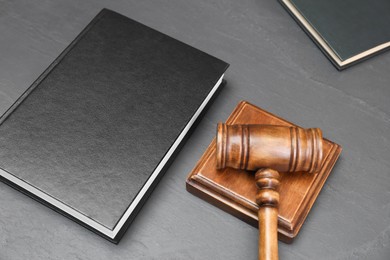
186,101,342,243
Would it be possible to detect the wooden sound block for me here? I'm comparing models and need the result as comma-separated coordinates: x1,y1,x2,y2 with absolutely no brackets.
186,101,342,243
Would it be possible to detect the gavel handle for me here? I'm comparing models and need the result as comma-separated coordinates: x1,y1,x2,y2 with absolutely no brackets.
256,169,280,260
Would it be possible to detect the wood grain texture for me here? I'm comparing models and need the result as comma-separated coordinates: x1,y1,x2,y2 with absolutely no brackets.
256,169,280,260
186,101,342,243
216,122,323,258
216,123,323,173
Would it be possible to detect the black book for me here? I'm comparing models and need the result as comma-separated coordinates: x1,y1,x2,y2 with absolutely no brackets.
0,9,228,243
280,0,390,69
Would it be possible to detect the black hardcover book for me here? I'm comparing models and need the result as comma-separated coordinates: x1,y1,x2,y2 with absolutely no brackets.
280,0,390,69
0,9,228,243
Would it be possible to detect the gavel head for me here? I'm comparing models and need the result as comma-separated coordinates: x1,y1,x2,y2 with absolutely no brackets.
216,123,323,173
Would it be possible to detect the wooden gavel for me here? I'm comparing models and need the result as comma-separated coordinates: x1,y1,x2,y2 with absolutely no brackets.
216,123,323,260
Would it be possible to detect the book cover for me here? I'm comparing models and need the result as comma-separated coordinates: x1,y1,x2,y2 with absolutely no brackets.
0,9,228,243
280,0,390,69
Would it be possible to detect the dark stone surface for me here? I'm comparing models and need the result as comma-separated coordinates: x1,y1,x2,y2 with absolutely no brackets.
0,0,389,259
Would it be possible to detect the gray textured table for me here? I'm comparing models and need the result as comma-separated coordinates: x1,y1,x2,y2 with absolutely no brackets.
0,1,389,259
